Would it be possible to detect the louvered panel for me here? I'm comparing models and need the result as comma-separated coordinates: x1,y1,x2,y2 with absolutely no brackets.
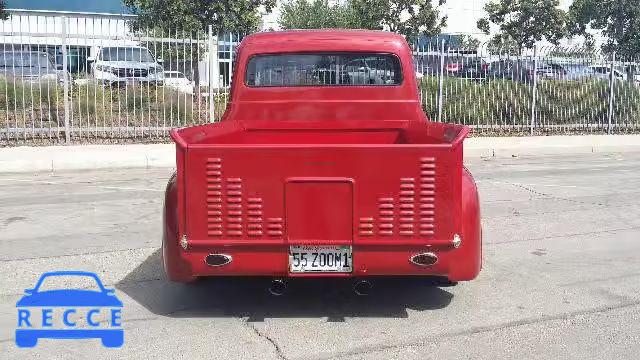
419,157,436,237
378,197,394,236
398,177,415,237
358,217,374,237
267,217,283,236
205,158,223,238
247,198,263,237
226,178,243,237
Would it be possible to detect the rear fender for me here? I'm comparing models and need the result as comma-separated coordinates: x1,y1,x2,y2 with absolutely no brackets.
162,172,196,282
448,167,482,281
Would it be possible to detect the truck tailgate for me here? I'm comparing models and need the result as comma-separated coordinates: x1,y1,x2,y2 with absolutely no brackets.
181,144,463,245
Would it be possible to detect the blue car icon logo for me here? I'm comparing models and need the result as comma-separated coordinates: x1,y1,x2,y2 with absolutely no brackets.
15,271,124,348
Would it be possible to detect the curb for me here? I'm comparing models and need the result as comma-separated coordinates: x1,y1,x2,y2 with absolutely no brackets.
464,135,640,158
1,135,639,173
0,144,175,173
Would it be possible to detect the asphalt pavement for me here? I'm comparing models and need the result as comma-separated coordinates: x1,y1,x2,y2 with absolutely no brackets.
1,151,639,359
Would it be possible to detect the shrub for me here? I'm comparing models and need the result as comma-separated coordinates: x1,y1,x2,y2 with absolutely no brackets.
418,76,640,132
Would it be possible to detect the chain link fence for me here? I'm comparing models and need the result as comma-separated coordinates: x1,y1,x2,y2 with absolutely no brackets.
1,16,639,145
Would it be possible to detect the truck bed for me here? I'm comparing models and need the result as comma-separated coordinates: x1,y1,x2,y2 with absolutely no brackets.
172,120,468,249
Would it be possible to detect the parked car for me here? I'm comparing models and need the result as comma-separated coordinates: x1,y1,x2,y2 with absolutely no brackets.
455,57,491,81
415,53,469,77
89,46,164,86
415,54,490,81
624,65,640,84
489,59,555,83
164,71,194,94
163,30,482,293
344,56,399,84
543,63,597,81
589,65,628,81
0,51,62,83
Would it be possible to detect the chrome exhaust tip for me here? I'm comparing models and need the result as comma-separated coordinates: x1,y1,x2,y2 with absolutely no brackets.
204,254,232,267
268,278,287,296
410,252,438,267
353,279,372,296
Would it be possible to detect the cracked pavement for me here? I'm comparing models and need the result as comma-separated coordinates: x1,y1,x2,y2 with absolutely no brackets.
1,151,640,359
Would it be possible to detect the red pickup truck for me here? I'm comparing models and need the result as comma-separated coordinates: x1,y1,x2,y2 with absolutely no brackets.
163,30,482,295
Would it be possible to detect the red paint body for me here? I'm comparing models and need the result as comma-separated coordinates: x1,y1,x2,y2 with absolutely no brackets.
163,30,482,283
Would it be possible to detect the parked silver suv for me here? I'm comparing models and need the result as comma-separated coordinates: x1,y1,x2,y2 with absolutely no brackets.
0,51,62,83
90,46,164,86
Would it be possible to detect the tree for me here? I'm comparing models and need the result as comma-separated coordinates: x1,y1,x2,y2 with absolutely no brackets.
352,0,447,41
459,35,481,51
123,0,276,33
278,0,351,29
477,0,567,54
1,0,9,21
569,0,640,58
341,0,386,30
279,0,447,42
485,34,523,56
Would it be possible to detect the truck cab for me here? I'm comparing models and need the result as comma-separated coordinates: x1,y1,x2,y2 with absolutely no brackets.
163,30,481,289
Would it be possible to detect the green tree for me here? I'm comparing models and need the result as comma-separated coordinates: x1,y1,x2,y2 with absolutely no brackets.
278,0,351,29
477,0,567,54
279,0,446,41
341,0,386,30
1,0,9,21
351,0,447,41
569,0,640,58
459,35,481,51
485,34,522,55
123,0,275,33
547,36,597,57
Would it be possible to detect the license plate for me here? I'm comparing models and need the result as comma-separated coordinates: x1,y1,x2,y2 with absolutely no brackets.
289,245,352,273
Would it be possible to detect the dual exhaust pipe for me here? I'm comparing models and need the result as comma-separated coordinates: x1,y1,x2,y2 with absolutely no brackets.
268,278,288,296
267,278,372,296
352,279,372,296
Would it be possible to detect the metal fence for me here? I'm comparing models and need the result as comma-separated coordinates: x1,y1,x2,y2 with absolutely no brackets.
1,18,639,145
1,15,239,144
415,42,640,135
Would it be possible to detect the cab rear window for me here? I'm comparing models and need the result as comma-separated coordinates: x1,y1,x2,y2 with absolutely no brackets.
245,53,402,87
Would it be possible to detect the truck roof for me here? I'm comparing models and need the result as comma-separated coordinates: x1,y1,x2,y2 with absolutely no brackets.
240,30,408,55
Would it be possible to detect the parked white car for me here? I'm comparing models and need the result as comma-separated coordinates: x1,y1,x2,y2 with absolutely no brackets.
625,65,640,85
164,71,194,94
89,46,164,86
589,65,628,81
